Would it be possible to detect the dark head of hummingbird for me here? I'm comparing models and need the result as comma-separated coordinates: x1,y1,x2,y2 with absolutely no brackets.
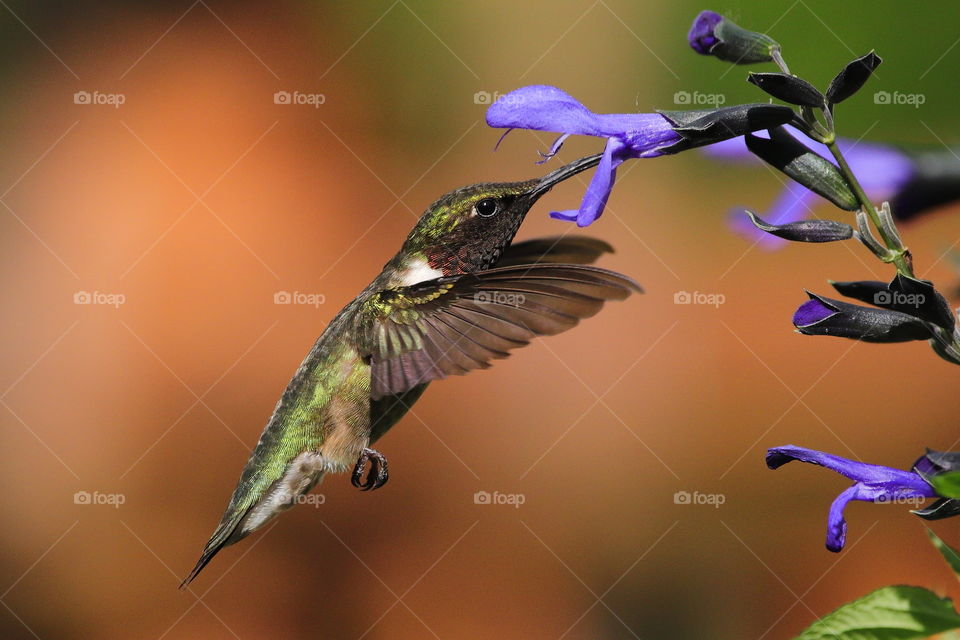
392,154,601,285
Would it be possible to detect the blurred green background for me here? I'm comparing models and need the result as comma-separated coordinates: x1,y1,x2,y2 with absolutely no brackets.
1,1,959,638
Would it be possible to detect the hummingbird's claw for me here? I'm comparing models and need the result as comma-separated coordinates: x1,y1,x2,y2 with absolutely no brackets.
351,448,389,491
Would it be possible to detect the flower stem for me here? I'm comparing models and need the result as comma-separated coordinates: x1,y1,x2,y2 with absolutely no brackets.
771,47,790,74
824,138,915,277
774,51,911,276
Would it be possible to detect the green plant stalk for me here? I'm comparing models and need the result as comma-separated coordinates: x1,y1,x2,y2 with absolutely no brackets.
824,137,915,277
774,49,913,277
825,128,960,358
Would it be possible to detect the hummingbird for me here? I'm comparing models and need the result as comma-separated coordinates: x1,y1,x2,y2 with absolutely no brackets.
181,154,642,586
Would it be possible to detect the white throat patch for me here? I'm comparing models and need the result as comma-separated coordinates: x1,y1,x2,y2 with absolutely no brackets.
399,257,444,286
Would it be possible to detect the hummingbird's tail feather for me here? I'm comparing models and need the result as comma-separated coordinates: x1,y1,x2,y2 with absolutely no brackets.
180,546,219,589
180,508,250,589
181,452,331,588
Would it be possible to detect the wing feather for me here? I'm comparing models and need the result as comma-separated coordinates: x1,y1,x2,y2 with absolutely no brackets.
363,262,641,398
495,236,614,267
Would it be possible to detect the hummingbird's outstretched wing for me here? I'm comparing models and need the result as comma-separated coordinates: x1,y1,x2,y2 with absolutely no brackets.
495,236,613,267
360,264,641,399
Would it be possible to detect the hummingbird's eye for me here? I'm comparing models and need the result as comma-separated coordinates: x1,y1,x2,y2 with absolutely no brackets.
474,198,498,218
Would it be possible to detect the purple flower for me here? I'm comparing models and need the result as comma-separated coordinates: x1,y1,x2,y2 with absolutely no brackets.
687,10,779,64
793,273,955,347
792,295,836,326
830,274,956,333
486,85,793,226
485,85,680,227
914,451,960,520
792,292,936,343
688,11,723,55
767,445,937,551
705,130,933,248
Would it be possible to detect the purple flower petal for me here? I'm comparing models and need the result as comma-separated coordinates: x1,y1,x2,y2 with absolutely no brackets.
913,453,939,477
486,85,682,160
486,85,667,141
768,445,938,551
549,137,625,226
688,10,722,55
915,450,960,476
486,87,789,226
548,209,579,223
486,85,596,133
623,124,684,159
792,297,837,327
767,446,933,493
826,485,858,552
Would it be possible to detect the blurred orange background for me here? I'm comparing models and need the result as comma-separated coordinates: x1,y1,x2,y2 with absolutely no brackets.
1,1,959,638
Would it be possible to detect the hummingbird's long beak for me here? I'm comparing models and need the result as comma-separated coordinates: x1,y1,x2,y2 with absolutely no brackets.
527,153,603,199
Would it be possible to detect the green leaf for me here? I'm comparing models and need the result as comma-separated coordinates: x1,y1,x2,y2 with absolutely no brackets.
928,529,960,581
796,585,960,640
923,471,960,498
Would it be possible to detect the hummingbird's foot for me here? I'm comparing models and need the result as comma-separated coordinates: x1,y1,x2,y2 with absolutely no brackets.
351,448,389,491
